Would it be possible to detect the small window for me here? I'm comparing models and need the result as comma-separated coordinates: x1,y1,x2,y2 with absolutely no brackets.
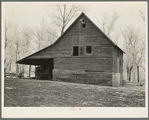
79,19,86,28
86,46,92,54
73,46,79,56
82,23,86,28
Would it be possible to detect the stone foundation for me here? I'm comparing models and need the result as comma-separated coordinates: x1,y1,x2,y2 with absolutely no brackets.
112,73,123,87
53,69,112,86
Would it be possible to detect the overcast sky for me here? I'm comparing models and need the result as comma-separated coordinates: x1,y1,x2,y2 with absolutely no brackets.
2,2,147,49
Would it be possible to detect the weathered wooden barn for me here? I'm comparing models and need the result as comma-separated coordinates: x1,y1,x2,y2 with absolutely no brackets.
16,12,124,86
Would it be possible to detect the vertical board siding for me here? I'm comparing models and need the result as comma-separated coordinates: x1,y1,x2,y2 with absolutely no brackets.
54,57,113,72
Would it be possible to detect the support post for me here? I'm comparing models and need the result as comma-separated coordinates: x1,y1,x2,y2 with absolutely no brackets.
29,65,31,78
16,63,18,77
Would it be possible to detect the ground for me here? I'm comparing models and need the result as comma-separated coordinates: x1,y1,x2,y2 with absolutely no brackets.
4,78,145,107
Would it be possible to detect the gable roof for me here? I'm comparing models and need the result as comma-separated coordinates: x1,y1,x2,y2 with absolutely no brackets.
16,12,125,64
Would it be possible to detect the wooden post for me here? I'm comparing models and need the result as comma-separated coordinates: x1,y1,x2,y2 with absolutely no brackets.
29,65,31,78
137,66,140,83
16,63,18,77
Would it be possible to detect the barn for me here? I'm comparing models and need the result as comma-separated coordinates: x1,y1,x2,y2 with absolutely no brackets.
16,12,124,86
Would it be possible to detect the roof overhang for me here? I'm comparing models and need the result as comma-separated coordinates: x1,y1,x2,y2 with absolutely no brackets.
114,45,126,54
16,58,53,65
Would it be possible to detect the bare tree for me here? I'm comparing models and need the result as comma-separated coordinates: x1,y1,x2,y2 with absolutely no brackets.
4,22,11,66
13,25,33,77
33,28,44,50
48,4,88,36
4,23,11,50
113,33,120,45
137,9,146,82
99,12,120,37
122,26,145,82
5,23,21,75
14,25,20,76
4,22,15,73
22,27,32,53
46,30,57,44
33,19,58,50
19,26,33,75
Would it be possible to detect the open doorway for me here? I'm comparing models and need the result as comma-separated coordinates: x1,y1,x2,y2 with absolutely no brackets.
35,58,54,80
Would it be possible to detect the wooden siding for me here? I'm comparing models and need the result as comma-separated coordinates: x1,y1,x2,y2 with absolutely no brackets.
54,57,113,72
29,14,115,73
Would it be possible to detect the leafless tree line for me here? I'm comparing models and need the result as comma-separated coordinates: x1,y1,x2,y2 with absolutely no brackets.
122,26,145,82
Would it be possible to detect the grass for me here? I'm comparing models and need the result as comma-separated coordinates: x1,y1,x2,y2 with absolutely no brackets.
4,78,145,107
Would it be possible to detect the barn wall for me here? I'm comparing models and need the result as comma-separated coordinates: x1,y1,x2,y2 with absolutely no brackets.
54,15,113,70
54,57,113,71
52,14,114,85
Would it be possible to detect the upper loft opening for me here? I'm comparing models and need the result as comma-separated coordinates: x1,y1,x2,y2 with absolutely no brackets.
79,19,86,28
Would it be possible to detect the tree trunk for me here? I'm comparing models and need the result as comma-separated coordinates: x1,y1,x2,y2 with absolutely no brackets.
137,66,140,82
61,26,64,35
127,66,133,81
128,71,131,81
128,66,133,81
23,65,24,76
9,61,12,72
127,70,129,81
127,66,129,81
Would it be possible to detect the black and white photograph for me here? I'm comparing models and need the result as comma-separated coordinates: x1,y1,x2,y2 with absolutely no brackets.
2,1,148,118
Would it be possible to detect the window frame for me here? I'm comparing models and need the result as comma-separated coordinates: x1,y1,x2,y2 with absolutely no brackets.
72,46,79,56
82,23,86,28
86,46,92,54
79,19,86,29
